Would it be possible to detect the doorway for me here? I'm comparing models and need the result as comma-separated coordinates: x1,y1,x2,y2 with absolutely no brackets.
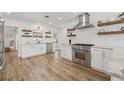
4,26,18,52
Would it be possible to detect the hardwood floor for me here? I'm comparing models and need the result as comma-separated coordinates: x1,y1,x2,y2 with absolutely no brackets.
0,51,110,81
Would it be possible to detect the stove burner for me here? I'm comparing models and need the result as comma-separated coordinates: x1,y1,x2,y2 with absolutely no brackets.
73,43,94,46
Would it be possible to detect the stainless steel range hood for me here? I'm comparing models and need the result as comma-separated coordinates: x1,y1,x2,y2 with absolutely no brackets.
74,12,94,29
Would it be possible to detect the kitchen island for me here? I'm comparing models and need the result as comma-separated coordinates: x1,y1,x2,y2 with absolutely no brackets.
21,43,46,59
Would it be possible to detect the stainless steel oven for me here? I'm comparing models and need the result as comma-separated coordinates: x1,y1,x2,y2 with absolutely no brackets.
72,44,94,68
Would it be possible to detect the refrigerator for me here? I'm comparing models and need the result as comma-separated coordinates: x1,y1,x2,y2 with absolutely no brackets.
0,20,5,69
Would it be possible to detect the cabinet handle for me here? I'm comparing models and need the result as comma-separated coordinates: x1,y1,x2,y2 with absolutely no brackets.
103,51,105,59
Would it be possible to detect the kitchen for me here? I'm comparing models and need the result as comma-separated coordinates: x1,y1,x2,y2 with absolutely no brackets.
0,12,124,80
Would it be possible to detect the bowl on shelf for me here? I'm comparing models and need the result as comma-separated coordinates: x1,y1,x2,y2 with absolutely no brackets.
121,26,124,31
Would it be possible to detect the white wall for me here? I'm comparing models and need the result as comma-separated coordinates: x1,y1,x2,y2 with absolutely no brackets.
57,12,124,46
3,18,36,57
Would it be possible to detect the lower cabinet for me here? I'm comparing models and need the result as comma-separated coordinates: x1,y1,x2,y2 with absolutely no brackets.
61,45,72,61
21,44,46,58
102,49,112,72
91,48,103,71
91,47,113,73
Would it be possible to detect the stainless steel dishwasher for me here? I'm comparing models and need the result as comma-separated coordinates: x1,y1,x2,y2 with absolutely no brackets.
46,43,53,54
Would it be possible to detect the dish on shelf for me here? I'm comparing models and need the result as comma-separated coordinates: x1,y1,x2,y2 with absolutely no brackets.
121,26,124,31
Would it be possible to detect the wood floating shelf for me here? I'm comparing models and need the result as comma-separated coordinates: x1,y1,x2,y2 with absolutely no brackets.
23,32,30,35
67,28,76,31
45,32,52,34
22,35,32,37
97,31,124,35
22,30,32,32
45,36,52,38
67,34,76,37
97,18,124,27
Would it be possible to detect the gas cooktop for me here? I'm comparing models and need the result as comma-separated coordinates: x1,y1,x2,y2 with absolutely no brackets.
73,43,94,46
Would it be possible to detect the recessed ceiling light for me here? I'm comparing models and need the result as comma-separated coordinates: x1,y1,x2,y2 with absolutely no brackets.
7,12,11,14
58,17,62,20
49,22,51,24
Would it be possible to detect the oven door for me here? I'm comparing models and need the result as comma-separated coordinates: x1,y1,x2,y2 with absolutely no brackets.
72,50,91,68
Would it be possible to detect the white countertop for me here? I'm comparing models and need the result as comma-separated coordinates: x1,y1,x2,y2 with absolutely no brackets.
111,73,124,80
21,43,49,46
92,43,124,49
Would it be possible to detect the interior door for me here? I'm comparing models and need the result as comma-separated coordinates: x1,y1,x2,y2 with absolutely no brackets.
4,26,17,50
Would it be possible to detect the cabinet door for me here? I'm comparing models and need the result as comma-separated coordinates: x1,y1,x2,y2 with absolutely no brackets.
102,49,112,72
91,48,103,71
65,46,72,61
61,45,66,58
61,45,72,61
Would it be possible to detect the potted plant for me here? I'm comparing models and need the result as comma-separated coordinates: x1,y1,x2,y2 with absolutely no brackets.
118,12,124,17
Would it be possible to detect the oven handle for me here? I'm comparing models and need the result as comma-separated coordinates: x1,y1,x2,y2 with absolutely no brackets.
73,50,91,54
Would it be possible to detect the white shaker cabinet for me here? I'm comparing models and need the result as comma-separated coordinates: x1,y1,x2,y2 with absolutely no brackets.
91,47,113,73
91,48,103,71
102,49,112,72
61,45,66,58
61,44,72,61
21,44,46,58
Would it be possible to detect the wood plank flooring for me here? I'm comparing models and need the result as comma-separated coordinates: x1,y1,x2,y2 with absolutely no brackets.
0,51,110,81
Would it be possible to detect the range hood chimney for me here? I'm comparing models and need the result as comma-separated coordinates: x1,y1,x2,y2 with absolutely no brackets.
74,12,94,29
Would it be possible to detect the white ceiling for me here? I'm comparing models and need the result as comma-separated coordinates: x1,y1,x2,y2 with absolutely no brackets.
1,12,121,29
1,12,81,28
